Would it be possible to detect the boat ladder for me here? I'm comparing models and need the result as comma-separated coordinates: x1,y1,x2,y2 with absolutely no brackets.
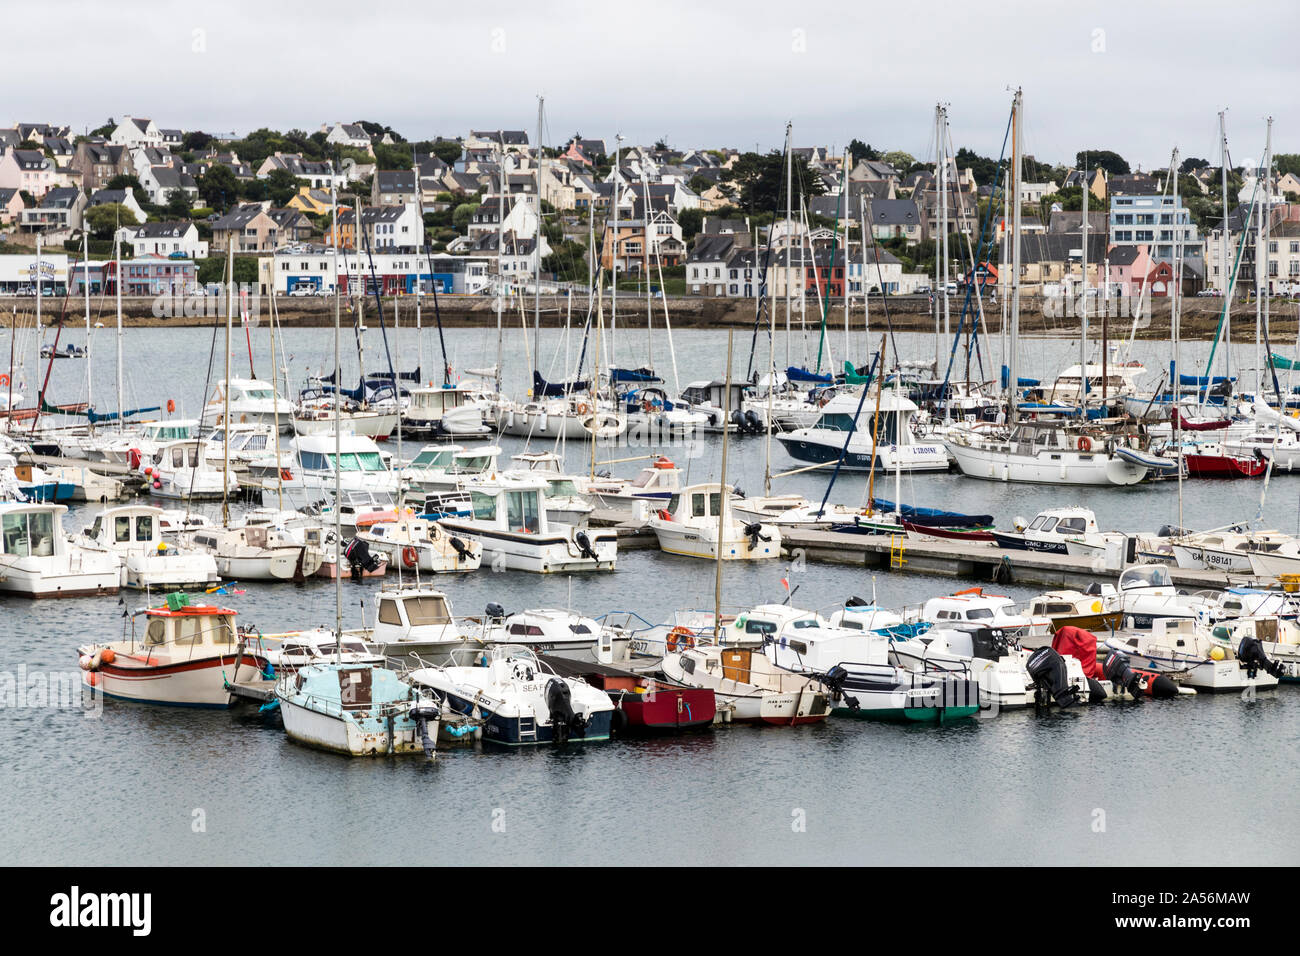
889,534,907,571
517,715,538,741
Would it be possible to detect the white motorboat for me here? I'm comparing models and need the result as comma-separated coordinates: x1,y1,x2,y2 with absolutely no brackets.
660,642,832,725
179,523,324,580
777,389,950,472
356,512,481,573
0,502,120,598
202,377,294,432
1170,527,1296,573
438,476,617,572
78,504,220,590
579,455,683,522
647,482,781,561
292,395,397,440
401,443,500,495
403,386,490,436
473,605,627,663
255,627,385,674
1104,618,1281,692
359,586,472,665
500,451,593,526
276,661,434,755
408,644,616,745
142,439,239,500
946,420,1160,485
248,433,400,506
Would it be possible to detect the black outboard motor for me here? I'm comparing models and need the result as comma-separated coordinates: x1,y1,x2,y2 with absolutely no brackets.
484,602,507,622
821,665,860,712
730,408,748,432
742,522,771,551
545,678,588,744
574,530,598,560
845,595,868,608
1103,651,1178,699
343,537,381,582
1024,646,1077,713
448,535,470,558
744,408,763,434
411,693,441,758
1237,635,1285,680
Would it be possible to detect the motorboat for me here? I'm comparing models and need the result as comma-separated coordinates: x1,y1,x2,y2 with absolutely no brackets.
179,523,324,580
78,595,264,707
356,512,482,573
0,502,120,597
202,377,294,432
142,439,239,500
945,419,1163,485
473,604,628,663
1104,618,1281,693
276,661,435,755
438,476,617,572
776,389,950,472
77,504,220,590
579,455,683,522
359,586,471,665
255,628,385,674
991,507,1104,555
408,644,616,745
1170,527,1296,573
403,386,490,437
500,452,593,527
401,443,500,495
647,482,781,561
660,641,832,725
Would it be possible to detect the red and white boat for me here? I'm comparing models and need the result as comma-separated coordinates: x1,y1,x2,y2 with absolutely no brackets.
1181,443,1266,478
78,597,266,708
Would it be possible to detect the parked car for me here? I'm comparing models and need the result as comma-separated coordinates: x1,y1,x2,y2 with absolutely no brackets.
288,286,317,297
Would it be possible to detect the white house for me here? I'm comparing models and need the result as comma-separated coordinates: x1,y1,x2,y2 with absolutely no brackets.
323,123,372,152
88,188,146,225
138,165,198,206
116,221,208,259
110,116,165,149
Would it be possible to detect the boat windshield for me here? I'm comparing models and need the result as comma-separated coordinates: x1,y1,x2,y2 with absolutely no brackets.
547,479,580,497
452,455,493,474
404,595,451,625
243,388,275,400
1,510,55,557
412,449,455,468
327,452,386,472
1121,566,1171,589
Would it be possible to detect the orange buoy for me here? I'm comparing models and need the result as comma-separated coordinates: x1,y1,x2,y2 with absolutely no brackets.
402,546,418,568
1077,435,1092,452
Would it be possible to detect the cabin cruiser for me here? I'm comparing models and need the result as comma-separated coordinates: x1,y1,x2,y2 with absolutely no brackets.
403,386,490,437
499,451,594,526
729,603,981,721
945,419,1167,485
679,379,754,431
1104,618,1281,693
60,419,200,466
1208,616,1300,682
77,505,220,590
438,476,617,572
293,393,398,441
992,507,1107,555
408,644,615,745
1223,429,1300,471
916,589,1034,641
0,502,120,597
1169,527,1296,573
1043,361,1146,408
255,627,385,674
498,395,626,440
355,512,481,573
620,385,710,437
178,522,324,580
887,625,1034,710
647,482,781,561
356,586,471,665
401,443,500,495
1022,589,1122,636
203,422,274,466
143,439,239,500
473,605,627,663
660,641,832,726
777,390,949,472
202,377,294,432
79,596,264,707
579,455,683,522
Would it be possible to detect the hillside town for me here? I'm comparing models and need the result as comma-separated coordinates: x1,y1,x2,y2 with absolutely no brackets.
2,113,1298,306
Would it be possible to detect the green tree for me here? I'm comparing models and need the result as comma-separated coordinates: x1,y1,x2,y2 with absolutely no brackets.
199,164,241,210
90,118,115,138
196,256,258,286
265,168,303,206
452,201,480,233
183,131,213,152
721,150,824,214
848,139,879,163
955,147,1000,187
882,150,915,172
1275,154,1300,179
1076,150,1129,176
85,202,139,239
431,140,463,165
163,189,192,219
1179,156,1209,174
678,207,705,242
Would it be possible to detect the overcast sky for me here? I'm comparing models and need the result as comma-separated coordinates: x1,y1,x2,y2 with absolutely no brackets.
19,0,1297,171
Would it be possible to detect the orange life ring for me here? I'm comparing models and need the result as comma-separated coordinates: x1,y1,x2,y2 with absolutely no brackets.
279,467,293,481
656,509,673,522
1077,436,1092,452
0,374,9,387
166,399,175,414
576,402,590,415
818,396,830,407
401,546,418,568
666,625,695,653
954,587,984,597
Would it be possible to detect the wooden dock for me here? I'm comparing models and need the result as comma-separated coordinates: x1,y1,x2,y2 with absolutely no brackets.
779,527,1242,591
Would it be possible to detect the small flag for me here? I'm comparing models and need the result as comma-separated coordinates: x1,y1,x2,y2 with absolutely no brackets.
781,576,790,590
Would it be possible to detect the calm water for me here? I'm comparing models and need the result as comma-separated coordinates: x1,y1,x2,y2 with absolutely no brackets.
1,321,1297,866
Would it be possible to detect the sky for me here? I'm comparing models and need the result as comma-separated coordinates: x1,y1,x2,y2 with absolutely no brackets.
17,0,1298,171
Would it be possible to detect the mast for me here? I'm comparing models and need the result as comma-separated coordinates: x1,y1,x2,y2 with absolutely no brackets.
611,133,623,363
939,105,951,370
785,122,793,369
412,145,425,382
1258,117,1273,396
714,330,734,640
496,133,505,394
1263,116,1274,400
533,95,543,370
1219,110,1231,374
83,230,92,412
1080,154,1089,406
642,168,652,369
331,166,343,657
1009,88,1023,425
114,226,124,426
221,241,233,527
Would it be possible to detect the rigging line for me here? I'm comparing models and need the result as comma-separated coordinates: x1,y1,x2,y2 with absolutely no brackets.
360,230,401,403
815,342,883,518
746,128,793,379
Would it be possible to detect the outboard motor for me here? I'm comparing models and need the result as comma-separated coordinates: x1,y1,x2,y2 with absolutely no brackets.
448,535,470,558
343,537,381,582
970,627,1010,661
744,408,763,434
1103,651,1178,699
821,665,860,712
544,678,587,744
742,522,771,551
1024,646,1077,713
1237,635,1285,680
574,530,598,560
411,693,441,759
730,408,748,432
484,602,506,623
845,595,869,608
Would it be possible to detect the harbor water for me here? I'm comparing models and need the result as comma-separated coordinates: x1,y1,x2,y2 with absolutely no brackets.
1,322,1297,865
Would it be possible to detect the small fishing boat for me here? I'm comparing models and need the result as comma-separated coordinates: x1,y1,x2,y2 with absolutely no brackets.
356,512,481,573
990,507,1104,554
0,502,120,597
1180,443,1266,478
78,594,264,707
647,482,781,560
143,439,239,500
1023,589,1123,636
360,586,471,665
408,644,616,745
180,523,324,580
777,390,950,472
255,627,385,674
888,625,1034,710
579,455,683,521
276,661,437,755
661,641,832,725
77,504,220,590
474,604,629,662
1104,618,1281,693
540,655,716,733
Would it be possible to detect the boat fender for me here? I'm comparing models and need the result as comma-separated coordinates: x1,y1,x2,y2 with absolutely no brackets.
1025,646,1077,712
610,706,628,736
1237,635,1285,680
78,654,94,671
574,530,597,561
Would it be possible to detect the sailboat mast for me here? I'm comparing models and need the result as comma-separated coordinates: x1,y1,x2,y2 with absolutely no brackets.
1009,89,1023,425
715,330,734,640
222,242,233,527
83,230,91,411
785,122,793,369
534,96,543,369
331,168,343,656
114,228,123,423
1263,117,1274,399
1219,111,1231,376
611,133,622,364
496,134,505,394
1081,155,1089,404
412,145,425,383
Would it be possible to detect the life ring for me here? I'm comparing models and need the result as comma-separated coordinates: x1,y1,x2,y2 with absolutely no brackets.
576,402,589,415
641,400,653,413
1077,436,1092,452
653,456,674,469
167,399,175,414
279,467,293,481
666,625,695,653
401,546,418,568
0,374,8,387
656,509,673,522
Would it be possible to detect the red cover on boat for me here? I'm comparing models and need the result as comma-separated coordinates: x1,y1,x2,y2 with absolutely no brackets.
1051,626,1103,679
1171,408,1230,431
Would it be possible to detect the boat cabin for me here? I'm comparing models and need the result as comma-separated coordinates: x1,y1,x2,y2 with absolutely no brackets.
465,477,553,535
0,502,68,557
1015,507,1099,538
370,588,458,643
139,420,199,443
134,599,238,653
85,505,166,552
